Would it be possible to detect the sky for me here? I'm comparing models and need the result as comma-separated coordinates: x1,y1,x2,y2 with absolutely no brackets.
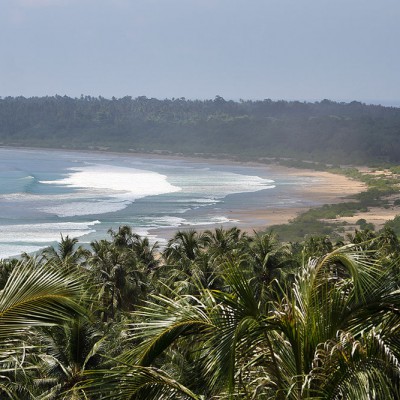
1,0,400,105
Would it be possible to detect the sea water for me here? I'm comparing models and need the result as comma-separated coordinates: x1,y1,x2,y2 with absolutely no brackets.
0,147,315,259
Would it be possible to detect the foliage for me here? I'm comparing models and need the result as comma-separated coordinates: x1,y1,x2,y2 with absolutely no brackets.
1,226,400,398
1,96,400,164
0,259,88,398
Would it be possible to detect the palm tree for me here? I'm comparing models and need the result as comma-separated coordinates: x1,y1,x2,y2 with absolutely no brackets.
0,259,86,338
130,236,160,270
42,234,88,270
246,231,296,297
0,259,87,398
303,235,334,259
88,239,147,320
0,258,18,289
99,243,400,399
202,226,247,262
108,225,140,248
36,316,107,399
163,230,206,265
159,229,242,296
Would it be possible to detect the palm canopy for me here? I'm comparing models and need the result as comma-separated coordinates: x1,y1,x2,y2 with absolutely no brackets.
41,234,88,268
36,315,108,399
103,243,400,399
88,238,149,320
163,230,206,264
0,259,87,338
202,226,247,261
0,259,88,398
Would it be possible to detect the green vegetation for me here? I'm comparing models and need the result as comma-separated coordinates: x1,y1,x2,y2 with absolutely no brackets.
270,165,400,241
1,96,400,164
1,95,400,397
385,216,400,237
1,225,400,398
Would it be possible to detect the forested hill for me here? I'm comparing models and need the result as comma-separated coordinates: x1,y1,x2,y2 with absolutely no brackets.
1,95,400,164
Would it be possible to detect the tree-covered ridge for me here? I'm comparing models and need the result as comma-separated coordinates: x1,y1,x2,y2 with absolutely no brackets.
1,95,400,163
1,225,400,398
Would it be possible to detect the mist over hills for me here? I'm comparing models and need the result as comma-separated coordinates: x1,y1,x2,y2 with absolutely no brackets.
1,95,400,165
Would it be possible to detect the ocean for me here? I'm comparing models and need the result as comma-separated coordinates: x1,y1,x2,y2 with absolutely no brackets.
0,147,318,259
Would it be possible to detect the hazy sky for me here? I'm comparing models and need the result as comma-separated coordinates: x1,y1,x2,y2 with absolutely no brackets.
1,0,399,104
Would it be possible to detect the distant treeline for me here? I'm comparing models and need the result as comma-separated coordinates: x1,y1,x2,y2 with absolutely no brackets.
1,95,400,164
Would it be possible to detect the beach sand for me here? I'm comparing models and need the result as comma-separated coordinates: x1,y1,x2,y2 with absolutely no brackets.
113,151,374,236
6,146,396,237
150,164,370,238
82,150,399,237
226,167,367,232
137,154,399,235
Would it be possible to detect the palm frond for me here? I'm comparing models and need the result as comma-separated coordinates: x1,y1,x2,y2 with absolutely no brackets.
127,292,215,367
82,365,201,400
0,260,87,337
306,329,400,399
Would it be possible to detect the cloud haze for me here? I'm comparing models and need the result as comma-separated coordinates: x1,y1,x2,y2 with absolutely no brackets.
1,0,399,104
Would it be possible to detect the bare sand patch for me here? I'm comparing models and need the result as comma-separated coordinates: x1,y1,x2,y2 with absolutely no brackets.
326,207,400,232
219,167,367,232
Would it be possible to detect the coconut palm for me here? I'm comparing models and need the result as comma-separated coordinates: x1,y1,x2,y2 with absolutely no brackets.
108,225,140,248
88,239,148,320
96,244,400,399
0,258,18,289
202,226,247,263
35,316,107,399
376,226,400,259
303,235,334,259
246,231,296,298
154,251,223,297
130,236,160,270
0,259,87,398
42,234,88,270
163,230,206,265
0,259,86,338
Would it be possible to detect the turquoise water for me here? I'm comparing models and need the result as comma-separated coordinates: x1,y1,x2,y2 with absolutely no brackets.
0,147,316,258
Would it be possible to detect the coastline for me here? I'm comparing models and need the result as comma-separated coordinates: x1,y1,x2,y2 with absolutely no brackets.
154,169,367,236
2,145,392,239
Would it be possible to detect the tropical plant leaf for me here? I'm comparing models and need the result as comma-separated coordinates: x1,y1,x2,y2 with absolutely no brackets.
0,260,86,338
82,365,201,400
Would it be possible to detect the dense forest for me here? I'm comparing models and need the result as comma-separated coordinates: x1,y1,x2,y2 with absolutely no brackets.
1,95,400,164
1,225,400,399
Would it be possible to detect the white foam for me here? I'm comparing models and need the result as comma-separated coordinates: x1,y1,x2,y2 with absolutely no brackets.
40,200,131,217
184,216,239,226
131,231,168,248
0,244,46,259
130,228,166,246
176,198,221,204
144,215,239,230
143,216,187,228
38,164,182,217
182,173,275,198
40,164,181,201
0,221,100,243
0,192,93,202
0,220,100,258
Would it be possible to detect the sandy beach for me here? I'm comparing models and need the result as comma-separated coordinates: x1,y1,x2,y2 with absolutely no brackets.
3,146,396,242
223,167,367,232
231,166,400,234
134,154,398,234
97,149,398,237
150,162,369,238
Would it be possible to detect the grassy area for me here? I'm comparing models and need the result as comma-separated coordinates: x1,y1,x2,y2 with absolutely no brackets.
268,162,400,242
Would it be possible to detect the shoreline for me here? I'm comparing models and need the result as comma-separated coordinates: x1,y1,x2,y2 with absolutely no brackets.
3,144,395,239
150,169,367,238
